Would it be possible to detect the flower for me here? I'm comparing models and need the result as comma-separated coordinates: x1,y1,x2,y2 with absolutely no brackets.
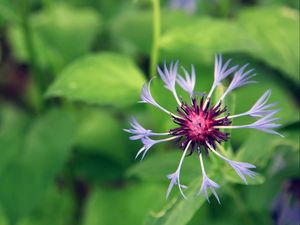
124,117,170,141
219,64,256,102
198,153,221,204
177,65,196,97
247,89,278,118
228,161,256,184
167,171,188,199
208,144,256,185
211,54,238,93
123,117,152,140
272,180,300,225
135,136,178,160
157,61,181,105
170,0,197,14
125,54,282,203
157,61,178,93
229,89,278,119
199,174,221,204
166,140,192,199
216,111,283,137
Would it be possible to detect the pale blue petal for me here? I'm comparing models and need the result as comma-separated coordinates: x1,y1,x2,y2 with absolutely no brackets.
214,53,238,86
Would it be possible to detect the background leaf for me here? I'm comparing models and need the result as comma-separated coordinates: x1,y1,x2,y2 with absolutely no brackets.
160,17,254,64
0,109,75,223
127,151,202,183
237,6,299,83
46,53,145,107
82,183,165,225
8,3,101,71
75,107,130,164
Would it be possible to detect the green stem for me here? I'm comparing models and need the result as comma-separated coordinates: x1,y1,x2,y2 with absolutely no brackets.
149,0,161,77
19,0,44,112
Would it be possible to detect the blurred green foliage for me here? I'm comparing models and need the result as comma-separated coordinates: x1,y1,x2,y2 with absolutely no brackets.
0,0,299,225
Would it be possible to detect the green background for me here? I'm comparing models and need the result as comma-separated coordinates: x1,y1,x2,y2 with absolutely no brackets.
0,0,299,225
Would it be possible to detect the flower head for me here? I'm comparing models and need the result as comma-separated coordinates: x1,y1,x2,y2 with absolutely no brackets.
170,0,197,14
125,55,282,202
170,98,231,154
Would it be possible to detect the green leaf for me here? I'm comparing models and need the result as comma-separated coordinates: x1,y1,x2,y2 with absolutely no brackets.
33,3,101,63
110,8,197,55
159,6,299,82
45,53,145,107
236,132,295,168
82,183,165,225
244,145,299,213
8,26,64,70
0,0,18,25
237,6,299,83
0,105,30,174
75,108,130,164
72,151,124,184
110,8,152,54
8,3,101,70
19,185,75,225
280,120,300,146
0,109,75,223
0,185,75,225
160,17,254,64
127,151,202,183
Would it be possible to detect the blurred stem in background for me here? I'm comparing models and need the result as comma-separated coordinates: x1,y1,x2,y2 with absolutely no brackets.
18,0,44,113
150,0,161,77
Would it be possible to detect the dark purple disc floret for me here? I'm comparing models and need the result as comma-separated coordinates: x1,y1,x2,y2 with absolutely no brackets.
170,97,231,155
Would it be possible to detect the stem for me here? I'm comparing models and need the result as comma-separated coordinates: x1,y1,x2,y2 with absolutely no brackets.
173,90,181,106
216,112,246,121
228,112,248,119
203,84,215,110
19,0,44,112
199,153,206,175
150,0,161,77
208,145,228,162
176,141,191,199
157,136,179,143
214,125,247,129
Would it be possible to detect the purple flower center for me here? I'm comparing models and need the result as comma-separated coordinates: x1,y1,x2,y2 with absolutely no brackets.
170,97,231,155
